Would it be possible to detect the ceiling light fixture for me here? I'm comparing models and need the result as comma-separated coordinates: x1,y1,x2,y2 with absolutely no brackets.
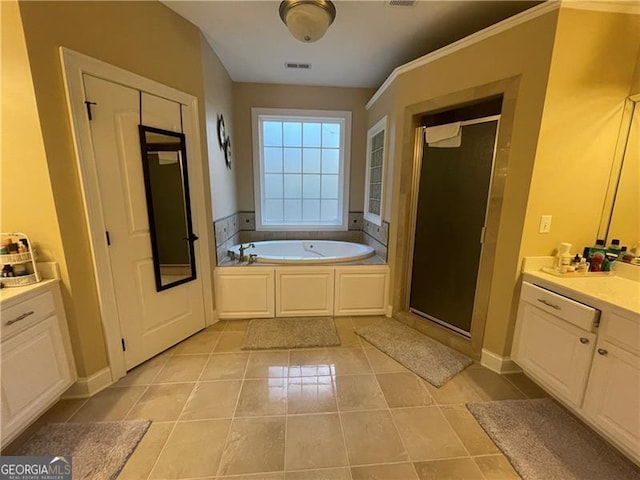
279,0,337,43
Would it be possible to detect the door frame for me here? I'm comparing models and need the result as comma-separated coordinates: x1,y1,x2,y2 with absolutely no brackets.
60,48,214,381
407,115,501,338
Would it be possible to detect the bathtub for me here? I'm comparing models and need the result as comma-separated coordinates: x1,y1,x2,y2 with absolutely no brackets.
228,240,375,264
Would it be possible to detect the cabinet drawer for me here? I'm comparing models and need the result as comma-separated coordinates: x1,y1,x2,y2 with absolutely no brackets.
521,282,598,331
1,291,55,340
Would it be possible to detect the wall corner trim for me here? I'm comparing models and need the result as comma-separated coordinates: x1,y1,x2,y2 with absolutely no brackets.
61,367,112,399
365,1,561,110
480,348,523,374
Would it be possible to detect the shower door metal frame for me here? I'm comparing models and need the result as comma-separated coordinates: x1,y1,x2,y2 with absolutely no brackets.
405,115,501,338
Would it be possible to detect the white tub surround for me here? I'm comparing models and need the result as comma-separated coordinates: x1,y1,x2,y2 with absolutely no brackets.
510,256,640,464
215,264,389,319
228,240,375,265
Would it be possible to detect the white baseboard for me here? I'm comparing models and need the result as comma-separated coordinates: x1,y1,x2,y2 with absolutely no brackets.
386,305,393,317
62,367,112,398
481,349,522,374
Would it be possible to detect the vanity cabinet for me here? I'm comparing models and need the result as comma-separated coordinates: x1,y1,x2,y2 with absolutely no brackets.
513,280,640,464
512,282,598,407
1,280,77,448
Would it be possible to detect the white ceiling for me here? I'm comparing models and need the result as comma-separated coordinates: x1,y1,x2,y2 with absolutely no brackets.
163,0,542,89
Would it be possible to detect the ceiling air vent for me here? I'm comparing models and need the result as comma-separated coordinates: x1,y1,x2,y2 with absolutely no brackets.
285,62,312,70
387,0,416,6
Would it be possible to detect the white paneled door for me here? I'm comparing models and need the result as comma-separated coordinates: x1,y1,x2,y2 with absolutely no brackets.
83,75,205,370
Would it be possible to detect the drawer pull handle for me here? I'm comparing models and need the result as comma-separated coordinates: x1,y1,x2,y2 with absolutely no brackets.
597,348,608,356
6,311,35,326
537,298,561,310
579,337,589,344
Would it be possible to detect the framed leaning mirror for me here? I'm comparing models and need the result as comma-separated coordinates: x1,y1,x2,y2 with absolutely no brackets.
138,125,198,291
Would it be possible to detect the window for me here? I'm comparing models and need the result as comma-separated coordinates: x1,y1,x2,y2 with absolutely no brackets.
252,108,351,230
364,116,387,226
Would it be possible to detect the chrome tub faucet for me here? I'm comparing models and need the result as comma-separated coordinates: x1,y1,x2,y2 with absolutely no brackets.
238,243,255,262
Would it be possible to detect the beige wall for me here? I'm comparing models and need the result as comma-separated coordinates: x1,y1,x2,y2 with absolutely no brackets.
631,47,640,95
202,37,238,222
16,1,219,376
232,82,376,213
522,8,640,257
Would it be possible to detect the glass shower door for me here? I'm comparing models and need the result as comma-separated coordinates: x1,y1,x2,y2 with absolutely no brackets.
409,119,498,335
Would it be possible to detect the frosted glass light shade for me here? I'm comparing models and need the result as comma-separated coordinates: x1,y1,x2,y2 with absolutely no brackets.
279,0,336,43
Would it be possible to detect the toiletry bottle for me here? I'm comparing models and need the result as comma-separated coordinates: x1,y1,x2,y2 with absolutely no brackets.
603,253,617,272
590,251,605,272
557,242,572,269
607,239,621,255
571,254,581,268
577,258,589,273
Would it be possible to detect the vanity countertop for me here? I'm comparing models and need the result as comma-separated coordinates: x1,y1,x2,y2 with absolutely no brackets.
0,279,59,305
522,258,639,315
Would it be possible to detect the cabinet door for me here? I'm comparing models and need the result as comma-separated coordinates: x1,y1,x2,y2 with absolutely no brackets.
276,268,334,317
215,268,275,319
335,266,389,316
583,341,640,462
1,315,72,445
512,302,595,407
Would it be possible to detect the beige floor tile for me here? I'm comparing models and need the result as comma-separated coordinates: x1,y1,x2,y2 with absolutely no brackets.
333,317,354,329
153,354,208,383
287,376,338,414
40,398,87,423
335,375,386,411
504,372,548,398
225,319,251,331
413,458,485,480
325,348,372,375
289,349,336,377
235,378,287,416
351,463,419,480
245,351,289,378
336,327,363,348
201,353,250,380
285,413,348,470
352,316,386,329
126,383,194,421
218,417,286,475
181,380,242,420
340,410,409,465
439,405,499,455
214,331,247,352
462,368,526,401
149,419,230,479
220,473,284,480
172,331,221,354
391,407,467,461
206,320,228,332
114,354,170,386
363,348,408,373
118,422,173,479
423,372,483,405
473,455,520,480
286,467,350,480
69,386,146,422
377,373,433,408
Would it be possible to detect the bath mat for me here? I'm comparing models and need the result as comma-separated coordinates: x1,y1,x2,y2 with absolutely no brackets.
467,398,640,480
15,420,151,480
242,317,341,349
355,318,472,387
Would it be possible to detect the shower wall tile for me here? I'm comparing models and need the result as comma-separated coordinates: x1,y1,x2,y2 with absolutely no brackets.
238,212,256,231
362,219,389,246
363,233,388,261
214,213,240,247
348,212,363,231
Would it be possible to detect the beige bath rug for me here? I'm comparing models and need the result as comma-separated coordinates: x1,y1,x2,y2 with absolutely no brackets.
242,317,341,349
467,398,640,480
15,420,151,480
355,318,472,387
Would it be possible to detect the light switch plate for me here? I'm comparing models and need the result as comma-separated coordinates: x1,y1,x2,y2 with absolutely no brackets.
539,215,552,233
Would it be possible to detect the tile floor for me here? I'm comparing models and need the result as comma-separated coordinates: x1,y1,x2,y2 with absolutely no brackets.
6,316,548,480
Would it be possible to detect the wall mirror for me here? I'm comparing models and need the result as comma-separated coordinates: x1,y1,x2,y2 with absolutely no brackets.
364,116,388,226
598,94,639,260
139,125,198,290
